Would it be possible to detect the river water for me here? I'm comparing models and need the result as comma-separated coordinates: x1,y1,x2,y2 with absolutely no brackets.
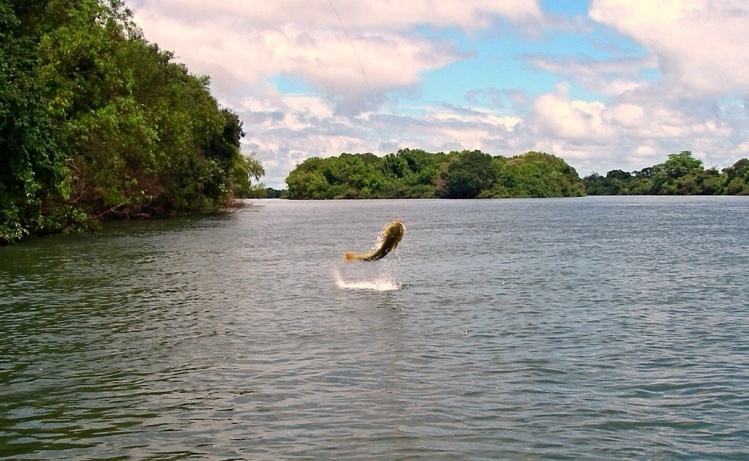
1,196,748,459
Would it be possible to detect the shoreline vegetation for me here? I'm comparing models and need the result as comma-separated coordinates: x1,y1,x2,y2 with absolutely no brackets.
284,149,749,200
1,0,264,245
3,2,748,244
285,150,584,199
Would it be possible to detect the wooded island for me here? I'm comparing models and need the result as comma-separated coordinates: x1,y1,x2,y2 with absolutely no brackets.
285,149,584,199
284,149,749,200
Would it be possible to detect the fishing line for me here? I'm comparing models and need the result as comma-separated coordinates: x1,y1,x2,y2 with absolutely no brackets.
327,0,385,149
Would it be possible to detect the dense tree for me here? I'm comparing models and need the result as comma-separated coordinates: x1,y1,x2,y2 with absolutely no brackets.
723,158,749,195
289,149,747,200
443,150,497,198
1,0,263,244
285,149,584,200
1,0,66,242
490,152,585,198
583,151,749,196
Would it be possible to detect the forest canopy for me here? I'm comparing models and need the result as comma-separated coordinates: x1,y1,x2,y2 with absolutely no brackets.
286,149,749,200
1,0,264,244
583,151,749,196
285,149,585,200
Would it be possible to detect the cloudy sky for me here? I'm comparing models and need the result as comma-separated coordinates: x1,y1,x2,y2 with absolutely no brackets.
130,0,749,188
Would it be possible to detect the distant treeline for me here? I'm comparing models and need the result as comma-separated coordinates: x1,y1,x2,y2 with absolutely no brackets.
584,151,749,195
264,188,285,198
284,149,749,199
1,0,264,244
285,149,585,199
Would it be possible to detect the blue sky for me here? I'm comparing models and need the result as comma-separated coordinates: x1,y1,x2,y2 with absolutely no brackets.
132,0,749,188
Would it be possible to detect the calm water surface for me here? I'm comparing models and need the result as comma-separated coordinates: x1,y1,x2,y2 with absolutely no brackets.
1,196,748,459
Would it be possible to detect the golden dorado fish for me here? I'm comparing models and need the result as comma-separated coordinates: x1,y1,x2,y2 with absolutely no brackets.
344,220,405,262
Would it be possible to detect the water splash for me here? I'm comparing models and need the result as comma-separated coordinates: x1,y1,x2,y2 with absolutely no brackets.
333,268,400,292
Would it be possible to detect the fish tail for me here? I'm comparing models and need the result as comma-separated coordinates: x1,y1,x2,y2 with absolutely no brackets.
344,251,361,261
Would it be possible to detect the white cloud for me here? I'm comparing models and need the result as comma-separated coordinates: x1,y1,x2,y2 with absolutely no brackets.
128,0,749,187
131,0,546,112
134,8,465,115
134,0,542,32
527,55,656,96
608,103,645,128
589,0,749,98
531,85,610,140
520,80,749,175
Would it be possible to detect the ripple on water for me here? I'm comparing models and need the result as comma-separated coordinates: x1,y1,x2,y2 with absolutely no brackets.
1,197,749,459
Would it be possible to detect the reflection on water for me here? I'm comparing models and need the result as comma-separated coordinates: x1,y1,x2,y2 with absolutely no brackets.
1,197,749,459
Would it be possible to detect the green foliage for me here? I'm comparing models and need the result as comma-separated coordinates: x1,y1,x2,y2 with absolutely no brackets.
285,149,584,200
443,150,497,198
489,152,585,198
723,158,749,195
286,149,445,199
1,0,264,244
1,0,68,242
583,151,749,196
264,188,285,199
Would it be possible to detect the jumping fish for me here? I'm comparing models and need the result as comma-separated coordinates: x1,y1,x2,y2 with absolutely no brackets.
344,220,405,262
